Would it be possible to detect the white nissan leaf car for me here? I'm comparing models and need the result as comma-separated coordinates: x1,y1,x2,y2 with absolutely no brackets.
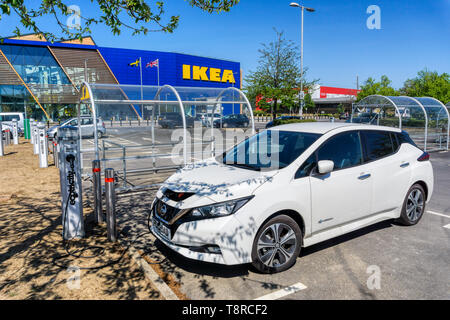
151,123,433,273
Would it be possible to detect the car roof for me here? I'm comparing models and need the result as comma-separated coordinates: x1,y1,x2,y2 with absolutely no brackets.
269,122,402,134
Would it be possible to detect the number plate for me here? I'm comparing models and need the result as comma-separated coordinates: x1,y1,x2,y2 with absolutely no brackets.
152,216,171,241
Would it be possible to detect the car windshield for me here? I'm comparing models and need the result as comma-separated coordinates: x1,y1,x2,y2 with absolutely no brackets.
220,130,321,171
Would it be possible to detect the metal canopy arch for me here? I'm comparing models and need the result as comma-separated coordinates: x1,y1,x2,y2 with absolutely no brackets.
353,94,403,129
153,84,187,164
415,97,449,151
78,82,256,166
353,94,449,151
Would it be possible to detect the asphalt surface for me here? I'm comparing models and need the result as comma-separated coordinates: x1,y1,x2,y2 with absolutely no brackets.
81,121,449,300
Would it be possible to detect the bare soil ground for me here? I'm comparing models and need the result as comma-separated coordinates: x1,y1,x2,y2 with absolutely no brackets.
0,141,163,300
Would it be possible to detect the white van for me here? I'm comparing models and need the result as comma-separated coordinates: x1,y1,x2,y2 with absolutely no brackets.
0,112,25,130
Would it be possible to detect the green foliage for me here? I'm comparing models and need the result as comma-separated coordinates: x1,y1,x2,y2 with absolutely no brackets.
0,0,239,42
400,69,450,104
304,93,315,112
357,75,398,101
272,118,317,126
244,29,317,118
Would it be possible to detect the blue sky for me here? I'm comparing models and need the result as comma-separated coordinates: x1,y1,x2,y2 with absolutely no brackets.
1,0,449,89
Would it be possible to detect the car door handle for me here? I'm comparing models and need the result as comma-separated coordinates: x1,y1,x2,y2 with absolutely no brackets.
400,162,410,168
358,173,371,180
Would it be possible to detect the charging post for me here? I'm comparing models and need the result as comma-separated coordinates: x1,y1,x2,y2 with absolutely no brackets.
12,119,19,145
58,126,85,239
37,122,48,168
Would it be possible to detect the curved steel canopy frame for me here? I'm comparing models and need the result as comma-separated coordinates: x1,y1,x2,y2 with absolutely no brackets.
353,94,449,151
78,82,256,165
353,94,403,129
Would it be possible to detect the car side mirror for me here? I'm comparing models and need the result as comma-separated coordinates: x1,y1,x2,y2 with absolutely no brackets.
318,160,334,174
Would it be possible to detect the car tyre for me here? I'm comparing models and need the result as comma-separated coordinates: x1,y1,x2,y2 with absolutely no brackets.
97,131,103,139
396,184,426,226
223,122,228,128
251,214,302,274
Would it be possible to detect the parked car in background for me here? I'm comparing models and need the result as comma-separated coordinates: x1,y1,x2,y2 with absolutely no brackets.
158,112,194,129
0,112,25,131
196,113,222,127
346,112,378,124
213,114,249,128
151,122,433,273
265,116,301,128
47,117,106,139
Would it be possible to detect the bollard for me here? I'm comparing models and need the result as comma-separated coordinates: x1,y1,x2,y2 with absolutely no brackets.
58,126,85,239
92,160,104,224
105,168,117,242
52,140,59,168
30,118,35,144
12,119,19,145
37,122,48,168
33,124,39,155
5,129,11,145
0,121,4,156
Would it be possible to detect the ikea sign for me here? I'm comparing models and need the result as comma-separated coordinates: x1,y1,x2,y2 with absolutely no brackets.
182,64,236,83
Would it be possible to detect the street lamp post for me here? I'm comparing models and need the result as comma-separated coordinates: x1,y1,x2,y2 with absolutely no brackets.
290,2,315,117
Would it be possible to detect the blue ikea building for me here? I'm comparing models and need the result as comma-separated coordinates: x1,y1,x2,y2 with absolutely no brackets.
0,34,241,120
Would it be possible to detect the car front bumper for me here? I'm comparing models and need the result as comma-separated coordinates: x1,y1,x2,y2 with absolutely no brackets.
151,210,254,266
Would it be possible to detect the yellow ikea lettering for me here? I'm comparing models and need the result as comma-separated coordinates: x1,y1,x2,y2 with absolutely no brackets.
182,64,190,80
209,68,221,82
182,64,236,84
192,66,209,81
221,69,235,83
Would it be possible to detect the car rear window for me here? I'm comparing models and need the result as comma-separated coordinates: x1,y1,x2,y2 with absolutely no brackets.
397,131,418,148
362,130,395,161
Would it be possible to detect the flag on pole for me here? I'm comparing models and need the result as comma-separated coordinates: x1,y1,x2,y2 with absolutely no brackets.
146,59,159,68
128,59,140,67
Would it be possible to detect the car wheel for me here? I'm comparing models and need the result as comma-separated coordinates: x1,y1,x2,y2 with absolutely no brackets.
97,131,103,139
223,122,228,128
397,184,426,226
251,214,302,274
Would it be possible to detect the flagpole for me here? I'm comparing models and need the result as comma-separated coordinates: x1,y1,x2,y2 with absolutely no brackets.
157,59,160,116
139,57,143,120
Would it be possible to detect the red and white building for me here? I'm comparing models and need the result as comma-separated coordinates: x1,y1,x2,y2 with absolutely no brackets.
310,84,360,107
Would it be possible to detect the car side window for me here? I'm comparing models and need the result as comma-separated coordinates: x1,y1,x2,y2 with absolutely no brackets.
295,154,316,179
317,131,363,170
362,131,394,161
81,118,93,125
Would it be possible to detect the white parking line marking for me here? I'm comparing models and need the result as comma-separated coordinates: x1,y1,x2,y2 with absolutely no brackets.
443,224,450,229
427,211,450,219
254,282,307,300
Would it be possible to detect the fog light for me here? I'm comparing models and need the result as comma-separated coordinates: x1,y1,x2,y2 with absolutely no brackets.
189,245,222,254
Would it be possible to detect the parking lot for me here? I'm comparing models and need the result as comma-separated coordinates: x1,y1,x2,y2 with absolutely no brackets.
83,122,450,300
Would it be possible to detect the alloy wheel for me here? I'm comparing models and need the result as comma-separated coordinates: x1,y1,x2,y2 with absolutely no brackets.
406,189,424,222
257,223,297,268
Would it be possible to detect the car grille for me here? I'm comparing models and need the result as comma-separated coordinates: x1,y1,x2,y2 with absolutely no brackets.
163,188,195,202
154,199,180,223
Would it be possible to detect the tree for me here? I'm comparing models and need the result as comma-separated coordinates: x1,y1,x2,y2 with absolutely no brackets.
0,0,239,42
400,69,450,104
303,93,315,113
244,29,317,119
356,75,398,101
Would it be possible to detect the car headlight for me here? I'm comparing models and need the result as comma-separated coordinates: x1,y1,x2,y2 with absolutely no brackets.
189,196,253,219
